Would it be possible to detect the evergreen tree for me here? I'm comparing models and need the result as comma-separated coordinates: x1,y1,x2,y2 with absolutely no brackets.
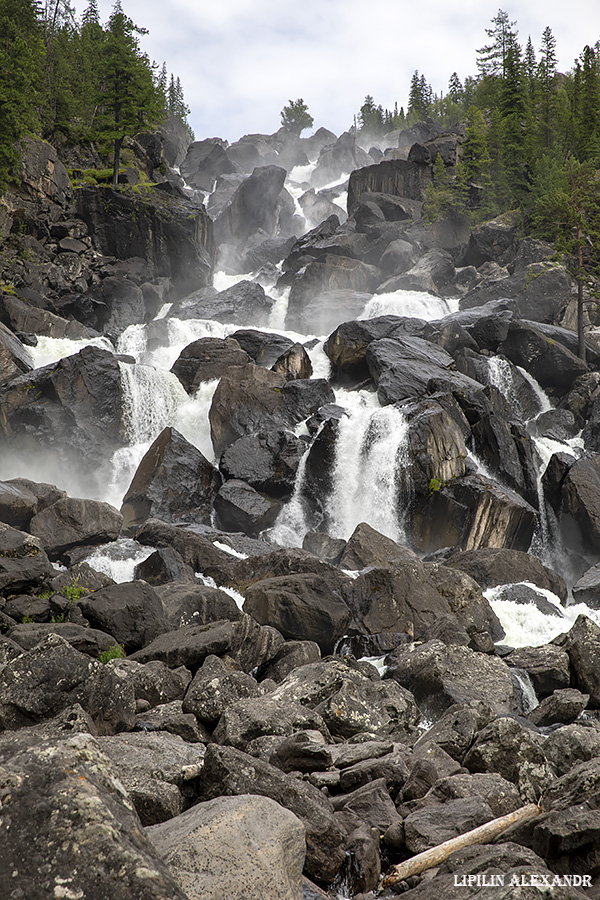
448,72,463,102
0,0,45,191
455,106,494,220
477,9,518,78
424,153,456,221
572,45,600,163
538,26,558,150
407,70,431,122
358,95,384,133
280,98,313,135
99,1,163,185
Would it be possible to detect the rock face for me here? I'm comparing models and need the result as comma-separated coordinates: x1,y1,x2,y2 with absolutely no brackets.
76,185,214,301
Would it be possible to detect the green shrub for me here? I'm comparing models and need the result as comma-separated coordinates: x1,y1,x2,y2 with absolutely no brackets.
98,644,126,664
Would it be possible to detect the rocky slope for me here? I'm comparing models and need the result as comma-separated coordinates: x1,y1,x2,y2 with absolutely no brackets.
1,120,600,899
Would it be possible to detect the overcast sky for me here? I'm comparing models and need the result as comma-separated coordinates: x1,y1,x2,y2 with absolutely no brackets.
76,1,600,143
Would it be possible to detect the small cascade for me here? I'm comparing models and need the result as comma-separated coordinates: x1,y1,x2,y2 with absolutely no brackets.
511,667,538,715
326,395,412,543
29,334,114,368
360,289,459,321
83,538,154,583
270,426,322,548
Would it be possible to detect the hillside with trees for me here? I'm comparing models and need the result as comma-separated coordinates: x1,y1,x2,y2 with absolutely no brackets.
0,0,191,191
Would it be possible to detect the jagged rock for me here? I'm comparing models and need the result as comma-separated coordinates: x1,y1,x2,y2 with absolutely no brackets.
180,139,237,190
270,658,420,739
386,248,456,295
180,279,274,326
214,478,282,536
385,639,515,719
156,581,242,629
0,290,92,340
444,547,567,600
0,479,38,529
411,474,537,554
231,328,295,366
76,185,214,300
463,716,553,802
0,731,188,900
137,115,193,169
209,361,333,456
347,157,432,211
0,633,135,734
0,346,124,477
332,777,402,833
170,336,251,392
212,696,329,751
269,730,332,774
133,547,196,585
182,654,262,726
271,342,313,381
130,613,283,674
504,645,571,698
302,531,346,566
560,454,600,556
97,731,205,825
554,614,600,707
121,427,221,531
199,743,346,884
0,320,33,386
0,524,53,595
497,321,588,393
214,165,287,247
243,573,351,654
220,429,304,499
529,688,589,728
147,794,306,900
434,298,517,351
133,518,244,584
19,137,73,206
542,722,600,777
286,255,379,329
461,261,575,325
312,132,371,189
465,210,522,266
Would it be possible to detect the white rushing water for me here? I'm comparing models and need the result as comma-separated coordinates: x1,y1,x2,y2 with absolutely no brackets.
360,288,459,321
326,391,411,542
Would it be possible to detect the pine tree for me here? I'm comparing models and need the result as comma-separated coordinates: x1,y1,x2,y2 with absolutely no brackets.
0,0,45,191
99,1,163,186
448,72,463,102
455,106,494,220
538,26,558,150
358,95,384,133
477,9,519,78
280,98,313,135
407,70,431,122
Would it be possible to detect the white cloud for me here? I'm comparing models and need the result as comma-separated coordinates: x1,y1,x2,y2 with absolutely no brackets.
77,0,600,142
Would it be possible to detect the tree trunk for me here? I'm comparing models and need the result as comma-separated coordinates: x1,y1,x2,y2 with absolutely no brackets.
577,229,586,361
382,803,542,888
112,136,123,188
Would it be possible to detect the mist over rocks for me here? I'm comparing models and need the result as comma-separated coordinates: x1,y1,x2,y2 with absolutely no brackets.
4,117,600,899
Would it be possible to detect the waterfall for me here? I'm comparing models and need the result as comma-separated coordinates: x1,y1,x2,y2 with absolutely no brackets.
326,394,411,542
360,289,459,321
270,428,321,548
511,668,538,715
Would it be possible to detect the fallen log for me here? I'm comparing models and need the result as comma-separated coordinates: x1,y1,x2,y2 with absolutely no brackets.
381,802,542,888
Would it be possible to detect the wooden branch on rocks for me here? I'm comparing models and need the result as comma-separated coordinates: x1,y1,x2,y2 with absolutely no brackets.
381,803,542,888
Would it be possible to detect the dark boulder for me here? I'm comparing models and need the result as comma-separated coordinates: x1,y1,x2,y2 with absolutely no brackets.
243,573,352,654
0,320,33,386
78,581,169,653
0,346,124,476
214,165,287,247
559,454,600,556
497,321,588,394
271,342,313,381
182,654,262,727
403,797,494,854
156,581,242,629
214,479,282,536
347,157,432,211
504,644,571,698
231,328,295,367
29,496,122,560
133,547,196,585
180,138,237,190
76,185,214,300
120,427,221,531
445,547,567,600
0,633,135,734
212,696,330,751
170,336,251,393
176,279,274,326
529,688,589,728
220,429,304,499
554,614,600,707
385,639,516,719
312,132,371,189
0,480,38,530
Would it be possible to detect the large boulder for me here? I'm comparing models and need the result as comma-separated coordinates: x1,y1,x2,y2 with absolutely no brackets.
147,794,306,900
559,454,600,555
29,496,122,559
411,473,537,554
120,427,221,532
497,321,588,394
0,633,135,734
214,165,287,247
180,139,237,191
220,429,304,499
243,573,352,654
385,639,516,719
554,614,600,707
347,157,432,211
209,362,333,456
177,280,274,327
213,479,282,536
170,336,251,392
78,581,169,653
0,346,124,477
0,320,33,386
445,547,567,601
0,731,188,900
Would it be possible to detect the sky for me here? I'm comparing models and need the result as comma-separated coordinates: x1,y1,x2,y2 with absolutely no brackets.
74,1,600,144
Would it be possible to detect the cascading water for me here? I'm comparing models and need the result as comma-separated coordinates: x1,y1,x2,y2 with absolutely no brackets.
360,289,459,322
326,393,412,543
